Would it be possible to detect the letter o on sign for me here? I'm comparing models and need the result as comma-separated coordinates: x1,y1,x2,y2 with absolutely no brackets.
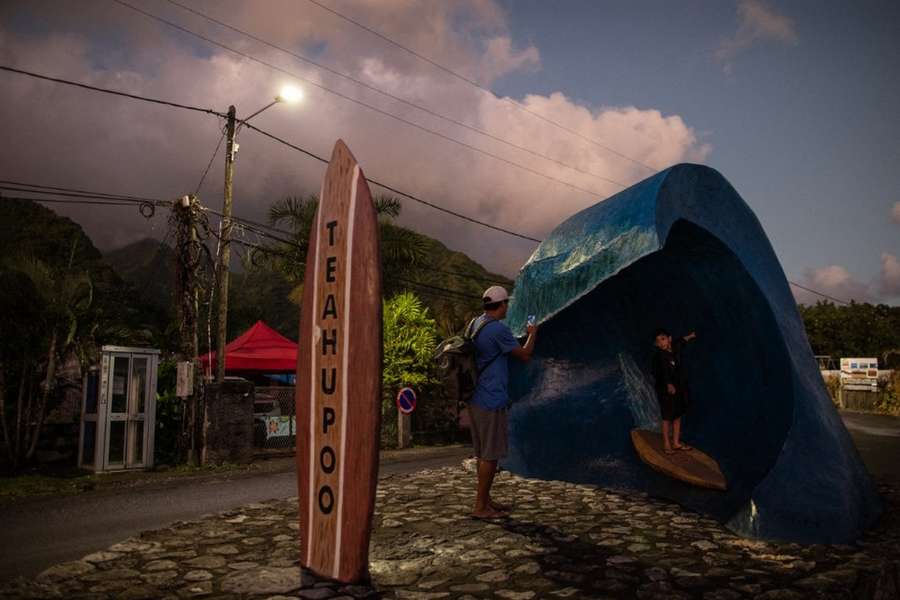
396,387,416,415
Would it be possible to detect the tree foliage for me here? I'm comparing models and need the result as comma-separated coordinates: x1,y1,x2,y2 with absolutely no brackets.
798,301,900,365
381,292,447,446
0,199,154,470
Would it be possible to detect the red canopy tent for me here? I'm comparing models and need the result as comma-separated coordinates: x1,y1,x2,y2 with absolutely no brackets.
199,320,297,373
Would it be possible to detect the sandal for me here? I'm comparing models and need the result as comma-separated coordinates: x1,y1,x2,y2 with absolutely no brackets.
675,444,693,451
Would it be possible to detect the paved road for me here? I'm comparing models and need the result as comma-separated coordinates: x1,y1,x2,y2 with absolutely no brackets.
0,445,473,582
841,411,900,480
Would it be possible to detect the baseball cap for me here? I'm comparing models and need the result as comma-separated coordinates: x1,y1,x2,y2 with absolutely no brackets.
482,285,510,305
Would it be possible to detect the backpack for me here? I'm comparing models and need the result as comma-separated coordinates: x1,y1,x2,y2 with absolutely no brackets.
434,316,502,405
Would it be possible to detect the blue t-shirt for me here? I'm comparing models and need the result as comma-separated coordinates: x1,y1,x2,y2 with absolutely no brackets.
470,316,520,411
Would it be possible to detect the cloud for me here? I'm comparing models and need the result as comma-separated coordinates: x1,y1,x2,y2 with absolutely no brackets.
793,265,874,305
0,1,708,279
794,257,900,305
880,253,900,298
891,201,900,226
716,0,798,75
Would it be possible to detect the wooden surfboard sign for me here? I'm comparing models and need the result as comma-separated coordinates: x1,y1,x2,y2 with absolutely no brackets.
630,428,727,491
296,139,382,583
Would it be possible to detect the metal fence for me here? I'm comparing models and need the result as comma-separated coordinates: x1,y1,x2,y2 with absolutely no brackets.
253,386,296,452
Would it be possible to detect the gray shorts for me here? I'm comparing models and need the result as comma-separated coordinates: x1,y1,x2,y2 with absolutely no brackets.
468,404,508,461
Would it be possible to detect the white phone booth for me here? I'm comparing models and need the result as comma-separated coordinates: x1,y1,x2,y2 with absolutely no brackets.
79,346,159,472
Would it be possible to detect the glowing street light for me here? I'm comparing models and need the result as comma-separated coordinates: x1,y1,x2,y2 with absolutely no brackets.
277,84,303,104
214,87,301,384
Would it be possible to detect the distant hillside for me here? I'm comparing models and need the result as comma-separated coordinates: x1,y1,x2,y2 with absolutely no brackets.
390,229,513,335
105,238,175,316
105,228,512,343
0,198,160,347
2,198,512,350
0,197,104,266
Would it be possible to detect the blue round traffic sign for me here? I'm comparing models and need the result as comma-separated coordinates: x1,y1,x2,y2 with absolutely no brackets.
396,387,417,415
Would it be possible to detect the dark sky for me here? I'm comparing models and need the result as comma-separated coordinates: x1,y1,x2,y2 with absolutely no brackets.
1,0,897,303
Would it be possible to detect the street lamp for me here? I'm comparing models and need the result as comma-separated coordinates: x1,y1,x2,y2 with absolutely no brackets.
215,87,301,384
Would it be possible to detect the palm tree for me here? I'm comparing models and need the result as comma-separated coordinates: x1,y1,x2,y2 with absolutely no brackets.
0,250,93,468
264,194,429,297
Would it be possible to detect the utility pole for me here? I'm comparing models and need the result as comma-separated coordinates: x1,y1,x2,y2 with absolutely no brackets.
216,105,237,384
174,195,201,464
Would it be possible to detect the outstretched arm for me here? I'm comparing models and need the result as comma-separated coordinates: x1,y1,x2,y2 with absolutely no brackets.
510,323,538,362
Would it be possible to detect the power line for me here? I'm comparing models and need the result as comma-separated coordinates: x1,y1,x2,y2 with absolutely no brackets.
788,281,850,305
0,194,141,207
393,277,482,301
109,0,618,198
0,179,167,205
2,63,542,243
163,0,631,190
194,131,226,197
238,121,543,243
3,193,853,307
406,265,509,287
302,0,659,174
1,65,850,306
0,65,226,120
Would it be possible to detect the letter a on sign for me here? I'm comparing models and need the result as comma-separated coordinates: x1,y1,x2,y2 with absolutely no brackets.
295,140,383,583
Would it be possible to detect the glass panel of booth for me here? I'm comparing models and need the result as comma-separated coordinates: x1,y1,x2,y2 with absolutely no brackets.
131,357,148,415
111,355,129,414
106,353,130,467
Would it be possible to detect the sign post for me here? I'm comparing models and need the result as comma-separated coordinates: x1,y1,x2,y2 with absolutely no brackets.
295,140,382,583
396,387,416,449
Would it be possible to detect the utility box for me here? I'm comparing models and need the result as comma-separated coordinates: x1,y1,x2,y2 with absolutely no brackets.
78,346,160,472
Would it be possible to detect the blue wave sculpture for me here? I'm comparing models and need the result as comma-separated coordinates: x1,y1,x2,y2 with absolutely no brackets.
505,164,881,543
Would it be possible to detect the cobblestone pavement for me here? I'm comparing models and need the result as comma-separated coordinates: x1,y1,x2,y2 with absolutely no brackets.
2,465,898,599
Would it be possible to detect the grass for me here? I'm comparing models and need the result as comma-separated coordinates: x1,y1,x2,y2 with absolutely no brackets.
0,472,96,502
0,461,247,503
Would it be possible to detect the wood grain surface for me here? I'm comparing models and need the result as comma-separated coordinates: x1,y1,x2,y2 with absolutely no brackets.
296,140,382,583
630,429,727,491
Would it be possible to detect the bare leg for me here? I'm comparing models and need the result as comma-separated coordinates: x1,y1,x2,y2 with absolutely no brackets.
662,420,674,453
673,418,692,450
472,459,506,517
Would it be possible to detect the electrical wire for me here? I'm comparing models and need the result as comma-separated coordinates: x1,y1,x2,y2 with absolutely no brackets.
1,64,541,243
1,64,852,305
109,0,620,197
302,0,659,174
0,194,140,207
194,131,226,197
238,121,543,243
0,65,226,119
787,281,850,306
0,180,168,205
163,0,634,189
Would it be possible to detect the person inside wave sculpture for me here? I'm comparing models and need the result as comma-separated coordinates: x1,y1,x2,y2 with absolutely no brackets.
469,285,537,519
651,328,697,455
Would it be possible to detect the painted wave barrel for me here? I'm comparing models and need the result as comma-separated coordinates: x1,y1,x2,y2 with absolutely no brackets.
504,163,881,544
296,140,382,583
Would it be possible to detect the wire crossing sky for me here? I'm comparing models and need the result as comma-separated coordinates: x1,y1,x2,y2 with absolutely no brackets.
0,0,897,304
